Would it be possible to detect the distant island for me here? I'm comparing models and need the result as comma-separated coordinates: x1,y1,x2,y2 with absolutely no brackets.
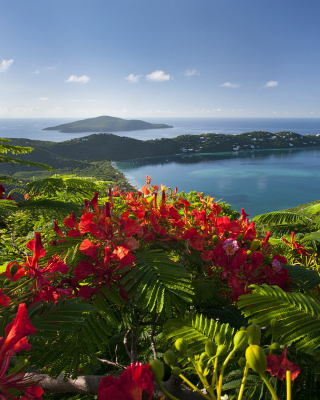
43,115,173,133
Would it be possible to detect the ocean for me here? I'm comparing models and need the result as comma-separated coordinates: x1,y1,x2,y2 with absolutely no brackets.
0,117,320,142
1,117,320,216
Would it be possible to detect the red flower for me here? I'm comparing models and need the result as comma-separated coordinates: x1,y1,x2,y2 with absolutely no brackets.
0,290,10,308
20,385,44,399
2,262,26,282
0,304,39,399
266,345,300,380
98,362,154,400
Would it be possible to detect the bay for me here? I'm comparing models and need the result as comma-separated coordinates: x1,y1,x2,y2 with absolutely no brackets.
114,148,320,217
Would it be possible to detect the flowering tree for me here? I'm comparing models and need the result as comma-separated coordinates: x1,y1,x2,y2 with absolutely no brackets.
0,171,319,399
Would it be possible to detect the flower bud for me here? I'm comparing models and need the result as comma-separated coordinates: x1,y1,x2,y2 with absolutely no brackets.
205,340,217,358
10,263,19,277
246,250,252,260
246,239,251,246
215,332,226,345
149,359,165,383
216,344,227,357
171,366,183,376
238,357,246,368
247,324,261,345
163,350,176,367
237,234,243,242
212,235,219,245
270,342,280,350
175,338,188,353
250,239,261,252
245,345,267,375
240,326,247,331
224,230,230,238
233,331,249,351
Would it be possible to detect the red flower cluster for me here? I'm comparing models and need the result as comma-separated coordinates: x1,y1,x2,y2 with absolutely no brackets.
2,232,71,305
53,177,294,302
0,303,43,399
266,345,300,381
98,362,154,400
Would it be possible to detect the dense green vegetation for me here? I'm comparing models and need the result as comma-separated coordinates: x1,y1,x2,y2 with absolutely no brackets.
43,115,173,133
1,139,320,400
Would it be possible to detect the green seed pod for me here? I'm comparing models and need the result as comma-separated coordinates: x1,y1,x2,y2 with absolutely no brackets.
247,324,261,345
246,250,252,260
224,230,230,238
263,254,272,264
175,338,188,353
205,340,217,358
240,326,247,331
245,345,267,375
215,332,226,345
171,366,183,376
238,357,247,368
270,318,280,332
216,344,227,357
163,350,176,367
250,239,261,252
246,239,251,246
212,235,219,245
149,359,165,383
237,234,243,242
271,342,281,350
233,331,249,350
10,263,19,277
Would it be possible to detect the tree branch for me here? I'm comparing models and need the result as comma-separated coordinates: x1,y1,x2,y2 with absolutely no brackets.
35,373,206,399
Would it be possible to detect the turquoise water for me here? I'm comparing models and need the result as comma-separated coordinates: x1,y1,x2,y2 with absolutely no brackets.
114,148,320,217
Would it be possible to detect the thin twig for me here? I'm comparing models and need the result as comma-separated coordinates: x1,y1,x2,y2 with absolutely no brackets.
124,329,131,359
180,240,190,270
131,327,138,364
96,358,126,370
149,326,157,359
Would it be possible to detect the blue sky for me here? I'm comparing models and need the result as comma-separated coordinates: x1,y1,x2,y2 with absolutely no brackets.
1,0,320,118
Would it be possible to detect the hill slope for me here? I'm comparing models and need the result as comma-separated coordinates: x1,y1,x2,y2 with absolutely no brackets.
43,116,173,133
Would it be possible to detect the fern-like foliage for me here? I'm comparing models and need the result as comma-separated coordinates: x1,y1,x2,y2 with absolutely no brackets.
254,211,303,225
163,313,234,360
28,296,120,379
284,264,320,291
121,249,194,318
238,285,320,356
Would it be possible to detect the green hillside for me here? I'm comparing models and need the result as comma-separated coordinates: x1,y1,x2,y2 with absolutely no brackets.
43,115,173,133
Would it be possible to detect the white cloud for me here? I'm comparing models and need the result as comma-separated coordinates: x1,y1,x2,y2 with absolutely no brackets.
145,70,171,82
184,68,199,77
264,80,279,88
125,74,142,83
40,97,49,101
65,75,90,84
0,59,13,72
212,108,221,112
34,70,40,74
220,82,241,88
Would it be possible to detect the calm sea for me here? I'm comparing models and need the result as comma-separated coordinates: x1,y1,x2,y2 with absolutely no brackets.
1,117,320,216
0,117,320,141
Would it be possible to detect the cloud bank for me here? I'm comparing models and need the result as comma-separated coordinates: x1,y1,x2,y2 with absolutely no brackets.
145,70,171,82
0,59,13,72
184,68,199,77
125,74,142,83
220,82,241,88
65,75,90,84
264,80,279,87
